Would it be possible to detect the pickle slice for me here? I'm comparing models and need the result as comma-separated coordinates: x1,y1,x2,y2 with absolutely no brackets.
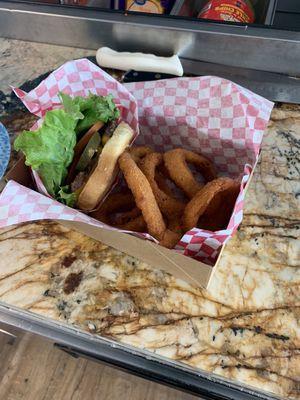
76,132,101,172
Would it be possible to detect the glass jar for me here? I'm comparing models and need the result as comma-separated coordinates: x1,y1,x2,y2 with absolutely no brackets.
198,0,256,24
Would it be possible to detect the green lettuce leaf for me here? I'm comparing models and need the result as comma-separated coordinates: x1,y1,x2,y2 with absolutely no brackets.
60,92,120,135
14,108,77,197
57,185,78,207
58,92,84,121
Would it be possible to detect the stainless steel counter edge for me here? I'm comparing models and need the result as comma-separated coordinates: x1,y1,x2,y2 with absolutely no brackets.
0,302,282,400
1,1,300,77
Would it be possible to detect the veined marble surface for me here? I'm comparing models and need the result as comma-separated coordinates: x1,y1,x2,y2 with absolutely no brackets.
0,38,299,399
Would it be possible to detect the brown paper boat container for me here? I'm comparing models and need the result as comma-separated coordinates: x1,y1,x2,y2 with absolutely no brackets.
5,155,259,289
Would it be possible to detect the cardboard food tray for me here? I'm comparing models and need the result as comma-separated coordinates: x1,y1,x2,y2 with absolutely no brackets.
0,59,274,288
5,157,258,288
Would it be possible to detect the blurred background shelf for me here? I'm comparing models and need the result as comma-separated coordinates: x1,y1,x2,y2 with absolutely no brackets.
1,0,300,103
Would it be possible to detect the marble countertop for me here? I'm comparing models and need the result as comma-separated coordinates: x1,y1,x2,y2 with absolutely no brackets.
0,38,299,400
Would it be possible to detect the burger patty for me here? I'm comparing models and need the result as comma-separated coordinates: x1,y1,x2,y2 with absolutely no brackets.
71,154,99,192
71,171,88,192
106,119,118,137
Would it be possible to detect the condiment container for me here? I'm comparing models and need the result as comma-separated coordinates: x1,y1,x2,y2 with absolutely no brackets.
116,0,176,14
198,0,255,23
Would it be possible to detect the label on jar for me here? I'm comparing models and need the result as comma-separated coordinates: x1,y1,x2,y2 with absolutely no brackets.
126,0,164,13
198,0,255,23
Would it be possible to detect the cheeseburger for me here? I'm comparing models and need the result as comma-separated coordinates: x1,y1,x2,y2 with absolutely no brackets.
14,92,134,210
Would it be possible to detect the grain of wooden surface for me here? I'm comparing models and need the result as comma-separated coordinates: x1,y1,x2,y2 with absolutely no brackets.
0,328,198,400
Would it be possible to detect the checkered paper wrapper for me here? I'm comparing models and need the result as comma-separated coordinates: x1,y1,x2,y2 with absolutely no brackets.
13,59,139,198
0,61,274,265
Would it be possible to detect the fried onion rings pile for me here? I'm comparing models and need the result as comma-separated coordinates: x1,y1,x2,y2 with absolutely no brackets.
91,146,240,249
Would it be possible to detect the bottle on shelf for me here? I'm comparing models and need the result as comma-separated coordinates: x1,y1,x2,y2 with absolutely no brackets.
197,0,256,23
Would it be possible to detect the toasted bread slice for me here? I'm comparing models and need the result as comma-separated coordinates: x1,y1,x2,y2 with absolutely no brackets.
77,122,134,210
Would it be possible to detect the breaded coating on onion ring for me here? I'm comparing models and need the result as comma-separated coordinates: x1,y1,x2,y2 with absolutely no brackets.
119,151,166,241
183,177,239,232
164,149,217,198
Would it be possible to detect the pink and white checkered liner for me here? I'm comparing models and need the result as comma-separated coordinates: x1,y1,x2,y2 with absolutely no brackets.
0,180,154,242
13,59,139,133
0,59,274,265
13,58,139,198
123,77,273,264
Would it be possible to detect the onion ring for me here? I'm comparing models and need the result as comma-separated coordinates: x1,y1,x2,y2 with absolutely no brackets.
163,149,217,199
129,146,153,164
90,191,146,232
113,207,141,226
197,182,240,231
90,191,136,225
118,151,166,241
155,171,174,198
183,177,239,232
167,217,183,236
159,229,182,249
140,152,186,218
119,215,147,232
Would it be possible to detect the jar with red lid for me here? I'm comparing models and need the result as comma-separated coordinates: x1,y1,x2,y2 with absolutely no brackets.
198,0,255,24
